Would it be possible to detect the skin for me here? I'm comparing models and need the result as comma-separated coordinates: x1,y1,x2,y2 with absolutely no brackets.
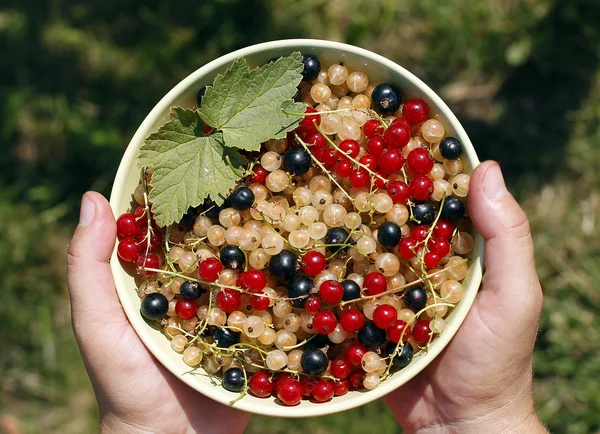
67,160,546,433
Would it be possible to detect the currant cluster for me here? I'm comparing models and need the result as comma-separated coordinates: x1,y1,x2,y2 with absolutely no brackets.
119,53,474,406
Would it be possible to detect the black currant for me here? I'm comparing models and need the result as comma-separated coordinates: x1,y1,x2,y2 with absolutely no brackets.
301,54,321,81
325,227,350,253
220,245,245,270
223,367,246,392
212,327,240,348
305,333,330,350
287,275,314,308
404,286,427,312
441,196,465,223
412,202,436,226
385,341,414,369
180,281,205,300
439,137,462,160
301,348,329,375
202,200,226,219
179,206,199,229
229,187,255,210
341,279,361,301
196,85,207,107
140,293,169,321
269,250,298,281
371,83,402,115
283,147,311,176
357,321,387,349
377,222,402,248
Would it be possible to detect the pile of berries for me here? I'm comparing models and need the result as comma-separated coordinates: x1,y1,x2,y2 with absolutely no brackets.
117,53,474,406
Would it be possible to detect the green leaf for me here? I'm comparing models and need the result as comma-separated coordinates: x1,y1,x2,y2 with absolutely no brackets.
138,107,246,227
198,52,306,152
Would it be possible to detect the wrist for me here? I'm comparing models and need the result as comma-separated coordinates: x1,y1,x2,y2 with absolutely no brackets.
99,414,153,434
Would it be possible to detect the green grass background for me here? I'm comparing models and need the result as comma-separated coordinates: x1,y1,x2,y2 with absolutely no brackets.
1,0,599,432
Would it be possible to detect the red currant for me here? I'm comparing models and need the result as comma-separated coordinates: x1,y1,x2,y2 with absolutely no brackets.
250,294,270,311
304,131,327,149
277,378,304,406
349,169,369,188
346,343,367,367
296,107,321,136
175,298,197,320
117,213,142,238
216,288,241,313
203,122,212,134
424,251,442,269
428,237,451,257
336,160,353,178
117,237,141,262
378,149,404,175
338,139,360,160
136,227,163,251
319,280,344,304
413,320,433,345
334,378,350,396
411,225,429,242
330,357,352,379
198,257,223,282
387,320,411,343
390,117,412,130
363,119,384,138
371,171,386,190
363,272,387,296
300,251,327,277
299,375,316,397
433,219,455,239
349,369,366,389
251,165,268,183
409,175,434,201
387,180,411,204
315,147,338,170
373,304,397,329
402,98,429,124
313,380,335,402
313,311,337,334
399,237,418,259
384,123,410,148
274,373,294,393
248,371,273,398
136,252,160,276
242,269,267,293
407,148,434,175
359,154,377,170
304,296,322,312
340,308,365,333
367,135,386,156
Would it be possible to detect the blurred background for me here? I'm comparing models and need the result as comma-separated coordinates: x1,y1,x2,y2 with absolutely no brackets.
1,0,599,432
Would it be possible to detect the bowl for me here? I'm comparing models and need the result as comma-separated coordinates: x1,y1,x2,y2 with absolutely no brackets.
109,39,484,418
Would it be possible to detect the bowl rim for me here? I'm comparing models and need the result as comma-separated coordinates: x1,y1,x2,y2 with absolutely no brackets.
109,38,484,418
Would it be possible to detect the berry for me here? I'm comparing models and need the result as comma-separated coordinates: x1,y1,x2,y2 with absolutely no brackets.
411,225,429,241
251,165,268,183
441,196,466,223
117,213,142,238
222,367,245,393
242,269,267,293
304,333,330,350
304,296,322,312
402,98,429,124
334,379,350,396
325,227,350,253
373,304,397,329
349,169,369,188
413,320,433,345
136,253,160,276
297,107,321,136
346,343,367,367
412,202,436,225
274,373,294,393
250,295,270,311
439,137,462,160
372,83,402,115
387,320,411,343
313,380,335,402
367,135,386,156
319,280,344,304
283,146,311,176
301,348,329,375
410,175,434,201
338,139,360,160
407,148,434,175
377,221,402,248
340,308,365,333
363,272,387,296
433,219,455,239
341,279,361,301
363,119,384,138
300,375,317,397
336,159,353,178
424,251,442,268
305,131,327,148
140,293,169,321
117,237,141,262
136,226,163,251
399,237,418,259
313,310,337,335
212,328,241,348
287,275,314,308
229,187,255,210
249,371,273,398
331,357,352,379
378,149,404,175
315,147,338,170
198,257,223,282
357,321,387,349
277,378,304,406
385,341,414,368
270,250,298,281
391,117,411,130
301,54,321,81
220,245,245,270
349,369,366,389
404,286,428,312
371,170,387,191
300,251,327,277
180,281,205,300
175,298,198,320
387,180,411,204
196,85,207,107
216,288,241,313
428,237,451,257
384,124,410,148
358,154,377,170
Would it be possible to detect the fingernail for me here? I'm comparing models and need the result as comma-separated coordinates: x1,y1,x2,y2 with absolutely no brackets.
79,194,96,227
483,163,511,201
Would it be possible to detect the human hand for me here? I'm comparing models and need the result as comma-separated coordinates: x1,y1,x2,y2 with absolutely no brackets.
385,161,547,433
67,192,251,434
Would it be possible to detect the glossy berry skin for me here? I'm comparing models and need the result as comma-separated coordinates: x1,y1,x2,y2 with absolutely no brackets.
277,378,304,406
313,380,335,402
424,252,442,268
357,321,387,349
377,222,402,248
180,281,205,300
117,237,141,262
363,119,384,138
273,373,294,393
270,250,298,281
330,357,352,379
387,180,411,204
428,237,451,257
441,196,466,223
411,225,429,242
175,298,198,320
363,272,387,296
404,286,428,312
315,147,338,170
349,169,369,188
336,159,353,178
216,288,241,313
136,253,160,276
251,165,268,183
325,227,350,253
313,310,337,335
378,149,404,175
241,269,267,293
301,348,329,375
402,98,429,124
384,123,411,148
399,237,418,259
349,369,366,389
391,117,411,130
229,187,255,210
433,219,455,239
117,213,141,238
334,379,350,396
373,304,397,329
305,131,327,149
220,245,245,270
299,375,317,397
320,280,344,304
198,257,223,282
140,293,169,321
340,308,365,333
412,202,436,226
283,146,311,176
358,154,377,170
367,135,386,156
136,227,163,251
248,371,273,398
407,148,435,175
305,333,330,351
304,296,322,312
385,341,414,368
250,295,270,311
301,54,321,81
212,328,241,348
413,320,433,345
297,107,321,136
371,83,402,115
341,279,361,301
387,320,411,343
196,85,207,107
300,251,327,277
287,275,314,308
439,137,462,160
410,175,435,201
222,367,245,393
338,139,360,160
346,343,368,367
